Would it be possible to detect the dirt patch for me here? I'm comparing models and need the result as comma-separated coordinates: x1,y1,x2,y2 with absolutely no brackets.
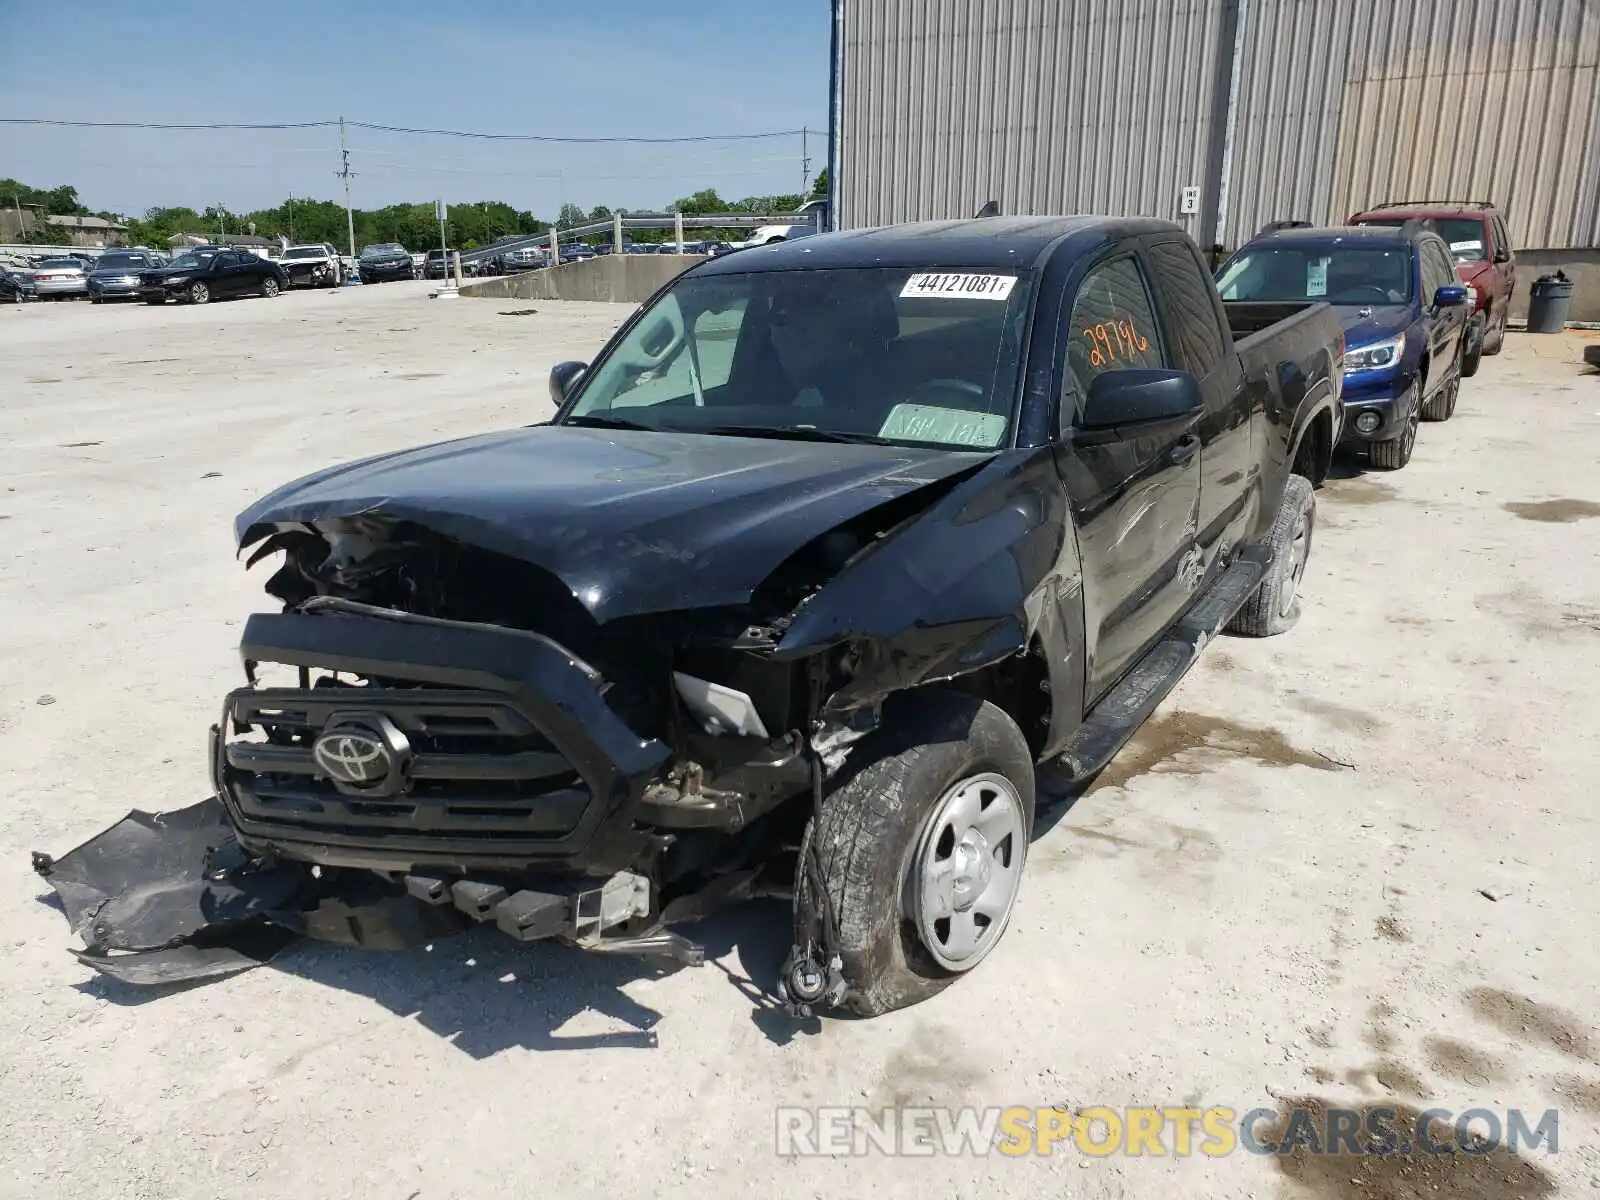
1305,1065,1336,1084
394,372,443,381
1321,476,1404,507
1292,694,1387,736
1091,711,1341,791
1422,1036,1504,1085
869,1024,989,1109
1374,915,1410,943
1465,987,1597,1062
1064,826,1145,851
1260,1097,1556,1199
1387,614,1434,630
1307,1025,1335,1050
1548,1074,1600,1115
1503,499,1600,523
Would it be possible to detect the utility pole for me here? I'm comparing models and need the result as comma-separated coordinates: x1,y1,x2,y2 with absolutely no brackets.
286,193,294,242
800,126,811,196
338,116,357,259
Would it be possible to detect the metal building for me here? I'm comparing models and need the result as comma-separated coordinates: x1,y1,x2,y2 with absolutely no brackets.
826,0,1600,272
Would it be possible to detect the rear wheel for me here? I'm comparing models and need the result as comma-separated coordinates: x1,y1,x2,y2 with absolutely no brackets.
1227,474,1315,637
188,282,210,305
795,691,1035,1017
1421,371,1460,422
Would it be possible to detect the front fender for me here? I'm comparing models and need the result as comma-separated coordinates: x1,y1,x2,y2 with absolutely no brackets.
775,449,1079,709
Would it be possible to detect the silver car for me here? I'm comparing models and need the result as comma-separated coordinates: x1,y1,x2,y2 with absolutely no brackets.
30,257,90,299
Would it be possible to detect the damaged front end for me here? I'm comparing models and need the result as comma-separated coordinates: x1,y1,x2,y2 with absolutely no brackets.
35,470,990,988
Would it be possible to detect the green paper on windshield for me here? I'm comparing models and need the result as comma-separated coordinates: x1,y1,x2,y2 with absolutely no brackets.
878,403,1005,448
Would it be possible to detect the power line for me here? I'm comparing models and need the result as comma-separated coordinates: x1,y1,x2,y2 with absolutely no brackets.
0,116,813,144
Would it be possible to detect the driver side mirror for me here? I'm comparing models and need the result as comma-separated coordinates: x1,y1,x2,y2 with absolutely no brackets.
1074,368,1204,438
549,360,588,406
1434,284,1468,308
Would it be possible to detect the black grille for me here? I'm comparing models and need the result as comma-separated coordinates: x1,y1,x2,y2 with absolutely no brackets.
220,686,590,847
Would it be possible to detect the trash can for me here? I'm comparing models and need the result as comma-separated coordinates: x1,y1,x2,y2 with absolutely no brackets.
1526,271,1574,333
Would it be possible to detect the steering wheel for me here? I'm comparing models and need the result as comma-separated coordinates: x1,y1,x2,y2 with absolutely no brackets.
1331,285,1391,304
903,378,987,408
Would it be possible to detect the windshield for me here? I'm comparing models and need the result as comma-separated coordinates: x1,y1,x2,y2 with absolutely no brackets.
564,267,1033,450
94,254,149,271
1218,246,1414,305
283,247,325,259
1361,217,1489,263
168,251,216,270
361,243,404,258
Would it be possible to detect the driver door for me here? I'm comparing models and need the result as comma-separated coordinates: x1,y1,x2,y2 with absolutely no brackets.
1054,253,1203,703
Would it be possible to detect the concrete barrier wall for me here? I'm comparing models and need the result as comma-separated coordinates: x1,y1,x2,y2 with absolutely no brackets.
462,255,707,303
1510,250,1600,324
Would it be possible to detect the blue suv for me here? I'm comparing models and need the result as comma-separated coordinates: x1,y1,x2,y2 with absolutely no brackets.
1217,223,1470,471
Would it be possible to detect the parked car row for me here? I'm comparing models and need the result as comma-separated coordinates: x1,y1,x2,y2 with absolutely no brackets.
1216,200,1516,471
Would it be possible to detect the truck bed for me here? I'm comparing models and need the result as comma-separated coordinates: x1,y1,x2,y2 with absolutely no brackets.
1222,299,1332,348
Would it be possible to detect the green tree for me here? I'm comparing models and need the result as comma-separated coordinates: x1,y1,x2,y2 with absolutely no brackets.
810,167,828,199
556,203,587,229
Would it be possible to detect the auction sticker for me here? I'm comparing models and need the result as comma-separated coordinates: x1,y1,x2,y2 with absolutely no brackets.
901,272,1018,300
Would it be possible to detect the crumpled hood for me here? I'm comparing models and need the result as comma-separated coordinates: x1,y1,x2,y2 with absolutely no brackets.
1338,303,1413,349
236,425,993,623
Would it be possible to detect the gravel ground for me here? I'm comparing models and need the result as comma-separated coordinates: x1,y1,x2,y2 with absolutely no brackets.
2,285,1598,1200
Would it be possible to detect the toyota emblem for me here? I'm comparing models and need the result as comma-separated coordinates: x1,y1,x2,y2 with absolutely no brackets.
313,726,392,786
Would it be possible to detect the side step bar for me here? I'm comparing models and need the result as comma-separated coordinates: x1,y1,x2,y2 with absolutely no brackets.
1041,548,1270,787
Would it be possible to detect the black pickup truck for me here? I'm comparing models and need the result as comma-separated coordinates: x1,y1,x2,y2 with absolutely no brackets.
37,217,1345,1016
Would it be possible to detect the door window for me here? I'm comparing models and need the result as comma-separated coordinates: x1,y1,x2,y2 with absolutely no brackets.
1420,242,1453,302
1062,256,1168,424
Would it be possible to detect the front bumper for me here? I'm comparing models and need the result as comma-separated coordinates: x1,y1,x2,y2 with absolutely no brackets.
360,262,414,281
217,606,673,874
89,279,141,298
1340,372,1417,443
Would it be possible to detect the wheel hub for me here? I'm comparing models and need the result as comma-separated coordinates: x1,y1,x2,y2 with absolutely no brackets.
909,772,1026,971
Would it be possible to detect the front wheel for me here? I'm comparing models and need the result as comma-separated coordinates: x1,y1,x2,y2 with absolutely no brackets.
1369,399,1418,470
1227,474,1315,637
1460,316,1484,378
262,277,280,298
188,282,210,305
1421,373,1459,422
1482,309,1507,356
795,691,1035,1018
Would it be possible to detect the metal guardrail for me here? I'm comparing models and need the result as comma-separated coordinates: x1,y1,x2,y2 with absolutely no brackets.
457,211,823,267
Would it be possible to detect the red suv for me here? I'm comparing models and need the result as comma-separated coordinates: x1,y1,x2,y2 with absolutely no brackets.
1347,201,1516,376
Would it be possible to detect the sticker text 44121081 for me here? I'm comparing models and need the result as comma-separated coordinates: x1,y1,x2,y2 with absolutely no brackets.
900,273,1018,301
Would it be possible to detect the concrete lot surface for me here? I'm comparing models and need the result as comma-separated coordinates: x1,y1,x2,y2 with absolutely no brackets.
2,285,1598,1199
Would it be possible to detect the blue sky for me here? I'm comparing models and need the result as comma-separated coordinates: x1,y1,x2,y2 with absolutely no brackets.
0,0,830,219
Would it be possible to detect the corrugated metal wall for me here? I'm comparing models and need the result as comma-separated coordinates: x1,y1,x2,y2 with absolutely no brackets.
1225,0,1600,250
837,0,1600,250
837,0,1230,236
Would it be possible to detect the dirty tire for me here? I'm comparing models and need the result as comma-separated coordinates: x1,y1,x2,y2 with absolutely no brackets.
188,281,210,305
797,691,1035,1018
1421,373,1459,422
1227,474,1315,637
1460,316,1484,378
1482,311,1506,356
1369,399,1417,471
